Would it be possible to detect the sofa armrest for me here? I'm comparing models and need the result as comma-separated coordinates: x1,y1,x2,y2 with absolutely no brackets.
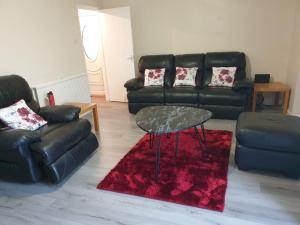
39,105,80,123
124,77,144,91
233,79,254,91
0,129,40,151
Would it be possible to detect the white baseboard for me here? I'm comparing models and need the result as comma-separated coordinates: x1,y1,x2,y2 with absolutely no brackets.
287,110,300,117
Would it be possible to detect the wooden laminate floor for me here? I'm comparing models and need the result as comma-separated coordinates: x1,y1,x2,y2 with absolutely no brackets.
1,102,300,225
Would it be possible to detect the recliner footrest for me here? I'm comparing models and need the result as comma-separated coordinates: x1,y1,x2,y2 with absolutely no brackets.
44,133,98,183
31,119,92,165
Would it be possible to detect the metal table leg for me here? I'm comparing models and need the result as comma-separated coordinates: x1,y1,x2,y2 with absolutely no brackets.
201,124,206,143
175,132,180,158
194,124,207,150
154,134,161,180
149,133,154,148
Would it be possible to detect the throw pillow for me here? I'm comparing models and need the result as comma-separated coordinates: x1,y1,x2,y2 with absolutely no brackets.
209,67,237,87
0,99,47,131
144,68,165,86
173,67,198,87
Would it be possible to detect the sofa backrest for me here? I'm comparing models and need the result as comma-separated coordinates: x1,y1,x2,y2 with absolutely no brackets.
174,54,205,87
0,75,40,113
138,54,174,88
203,52,246,87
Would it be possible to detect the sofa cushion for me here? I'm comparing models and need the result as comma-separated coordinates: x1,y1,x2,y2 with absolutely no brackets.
127,87,164,103
199,88,247,106
0,99,47,131
165,87,198,104
209,67,237,87
144,68,165,86
138,55,174,88
236,112,300,154
173,67,198,87
30,119,91,165
174,54,205,87
203,52,246,87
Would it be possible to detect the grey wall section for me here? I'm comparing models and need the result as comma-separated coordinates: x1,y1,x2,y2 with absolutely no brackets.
76,0,102,8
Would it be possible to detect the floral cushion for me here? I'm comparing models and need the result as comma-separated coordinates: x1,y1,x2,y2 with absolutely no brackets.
209,67,237,87
0,99,47,131
173,67,198,87
144,68,165,86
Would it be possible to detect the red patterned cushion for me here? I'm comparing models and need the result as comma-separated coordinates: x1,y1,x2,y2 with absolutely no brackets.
174,67,198,86
144,68,165,86
209,67,237,87
0,100,47,131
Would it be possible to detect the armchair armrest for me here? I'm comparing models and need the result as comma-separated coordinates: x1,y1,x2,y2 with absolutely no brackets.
0,129,40,151
39,105,80,123
233,79,254,91
124,77,144,91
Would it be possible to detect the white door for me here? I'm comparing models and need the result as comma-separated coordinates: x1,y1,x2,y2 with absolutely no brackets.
78,9,106,97
100,7,135,102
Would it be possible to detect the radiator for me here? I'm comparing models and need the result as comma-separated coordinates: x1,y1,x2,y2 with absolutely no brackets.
32,74,91,107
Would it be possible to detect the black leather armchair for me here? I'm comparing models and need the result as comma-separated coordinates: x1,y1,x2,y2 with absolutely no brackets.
0,75,99,183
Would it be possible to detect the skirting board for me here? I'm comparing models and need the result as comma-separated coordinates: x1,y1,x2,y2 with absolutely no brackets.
287,110,300,117
32,74,91,107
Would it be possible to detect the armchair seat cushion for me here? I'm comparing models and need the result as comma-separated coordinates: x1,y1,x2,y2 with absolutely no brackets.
199,88,247,106
31,119,91,165
165,87,198,103
127,87,164,103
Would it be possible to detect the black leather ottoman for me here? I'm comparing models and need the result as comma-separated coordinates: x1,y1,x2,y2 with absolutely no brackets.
235,112,300,178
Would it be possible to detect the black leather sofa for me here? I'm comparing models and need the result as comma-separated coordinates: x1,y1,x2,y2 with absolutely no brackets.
125,52,253,119
0,75,99,184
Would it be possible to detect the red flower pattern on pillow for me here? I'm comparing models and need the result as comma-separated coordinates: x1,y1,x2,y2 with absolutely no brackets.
209,67,237,87
144,68,165,86
0,100,47,130
17,107,30,117
174,67,198,86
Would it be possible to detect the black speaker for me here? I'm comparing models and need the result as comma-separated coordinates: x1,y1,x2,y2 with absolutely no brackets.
254,74,270,83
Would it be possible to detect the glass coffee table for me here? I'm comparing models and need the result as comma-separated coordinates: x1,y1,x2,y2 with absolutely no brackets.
136,106,212,180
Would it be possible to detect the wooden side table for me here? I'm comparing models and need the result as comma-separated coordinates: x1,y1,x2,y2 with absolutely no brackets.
65,102,99,132
252,82,291,114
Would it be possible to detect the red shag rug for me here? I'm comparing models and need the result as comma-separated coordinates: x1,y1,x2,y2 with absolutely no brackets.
97,128,232,212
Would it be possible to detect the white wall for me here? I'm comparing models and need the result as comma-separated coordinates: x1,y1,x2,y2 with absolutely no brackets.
287,1,300,115
76,0,102,9
102,0,296,83
0,0,87,86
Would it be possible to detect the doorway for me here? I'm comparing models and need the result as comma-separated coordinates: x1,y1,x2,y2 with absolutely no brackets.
77,7,135,103
78,9,106,100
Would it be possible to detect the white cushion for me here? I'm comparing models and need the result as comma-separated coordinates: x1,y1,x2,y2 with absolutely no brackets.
144,68,165,86
173,67,198,87
209,67,237,87
0,99,47,131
